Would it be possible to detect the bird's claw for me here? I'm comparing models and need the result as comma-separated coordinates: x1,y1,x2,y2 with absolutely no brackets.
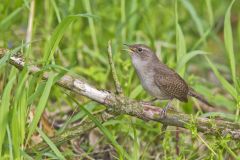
160,108,167,118
160,101,173,118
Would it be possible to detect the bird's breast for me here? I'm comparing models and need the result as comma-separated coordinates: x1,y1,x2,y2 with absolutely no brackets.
132,60,169,100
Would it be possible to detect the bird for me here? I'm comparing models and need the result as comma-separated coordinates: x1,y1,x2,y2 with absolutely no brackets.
124,44,213,116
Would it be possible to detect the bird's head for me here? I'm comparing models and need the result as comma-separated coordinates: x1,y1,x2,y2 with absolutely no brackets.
124,44,156,63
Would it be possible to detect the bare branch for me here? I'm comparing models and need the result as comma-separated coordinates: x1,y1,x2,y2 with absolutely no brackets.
1,48,240,143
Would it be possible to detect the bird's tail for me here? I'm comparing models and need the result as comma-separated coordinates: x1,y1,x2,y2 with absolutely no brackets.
188,87,214,107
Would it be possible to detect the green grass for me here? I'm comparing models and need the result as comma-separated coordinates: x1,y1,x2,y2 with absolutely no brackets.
37,127,66,160
0,70,16,156
0,0,240,159
224,0,237,88
26,73,56,143
69,95,130,160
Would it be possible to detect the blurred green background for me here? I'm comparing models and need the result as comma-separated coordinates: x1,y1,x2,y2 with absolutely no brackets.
0,0,240,159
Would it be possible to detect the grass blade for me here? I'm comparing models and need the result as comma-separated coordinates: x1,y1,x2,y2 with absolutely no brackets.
7,125,13,160
175,1,186,76
224,0,236,87
0,75,16,156
83,0,99,53
50,0,62,23
43,14,94,64
37,128,66,160
43,15,78,63
26,73,56,143
0,7,23,31
180,0,204,36
197,134,216,156
132,124,140,160
11,68,29,158
205,0,214,26
205,56,237,100
177,50,208,71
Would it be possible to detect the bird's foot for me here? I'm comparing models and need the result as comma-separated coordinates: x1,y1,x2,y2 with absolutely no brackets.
160,101,173,118
160,108,167,118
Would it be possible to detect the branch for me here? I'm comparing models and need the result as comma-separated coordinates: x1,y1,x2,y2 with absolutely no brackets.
1,48,240,142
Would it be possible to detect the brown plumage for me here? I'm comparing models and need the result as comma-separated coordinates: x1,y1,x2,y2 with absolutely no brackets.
125,44,213,115
154,69,189,102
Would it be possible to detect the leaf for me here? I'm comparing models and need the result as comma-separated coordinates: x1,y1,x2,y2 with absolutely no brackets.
11,68,29,158
180,0,204,36
0,7,23,31
177,50,208,71
201,112,237,121
26,73,56,143
224,0,236,87
43,14,95,64
0,75,16,155
175,1,186,76
129,85,143,99
205,56,237,100
176,24,186,62
37,128,66,160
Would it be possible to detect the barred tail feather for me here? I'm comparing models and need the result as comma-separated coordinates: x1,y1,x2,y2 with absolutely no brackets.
188,88,214,107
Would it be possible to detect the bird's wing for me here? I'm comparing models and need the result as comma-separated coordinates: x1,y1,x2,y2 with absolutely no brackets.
154,69,189,102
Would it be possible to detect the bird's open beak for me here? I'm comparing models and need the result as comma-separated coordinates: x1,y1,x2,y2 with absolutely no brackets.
123,44,134,54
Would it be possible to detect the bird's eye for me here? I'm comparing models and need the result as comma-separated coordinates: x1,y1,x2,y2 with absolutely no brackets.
137,48,143,52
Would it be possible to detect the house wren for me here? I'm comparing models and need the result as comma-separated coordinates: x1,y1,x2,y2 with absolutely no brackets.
125,44,213,116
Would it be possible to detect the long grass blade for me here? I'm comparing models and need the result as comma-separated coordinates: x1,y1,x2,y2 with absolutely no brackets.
180,0,204,36
43,14,95,64
175,1,186,76
0,7,23,31
11,68,29,158
0,75,16,156
205,56,237,100
37,128,66,160
83,0,99,53
177,50,208,71
7,125,13,160
224,0,236,87
26,73,56,143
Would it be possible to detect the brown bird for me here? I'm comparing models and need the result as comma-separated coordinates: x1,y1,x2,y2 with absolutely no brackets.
124,44,213,116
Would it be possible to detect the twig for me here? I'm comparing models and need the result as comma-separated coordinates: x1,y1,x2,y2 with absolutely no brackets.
107,41,123,95
1,49,240,148
26,0,35,48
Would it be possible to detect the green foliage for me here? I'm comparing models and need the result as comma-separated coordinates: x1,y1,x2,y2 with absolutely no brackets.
0,70,16,156
224,0,237,88
43,14,95,64
69,95,130,160
0,0,239,159
37,128,66,160
26,73,56,143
